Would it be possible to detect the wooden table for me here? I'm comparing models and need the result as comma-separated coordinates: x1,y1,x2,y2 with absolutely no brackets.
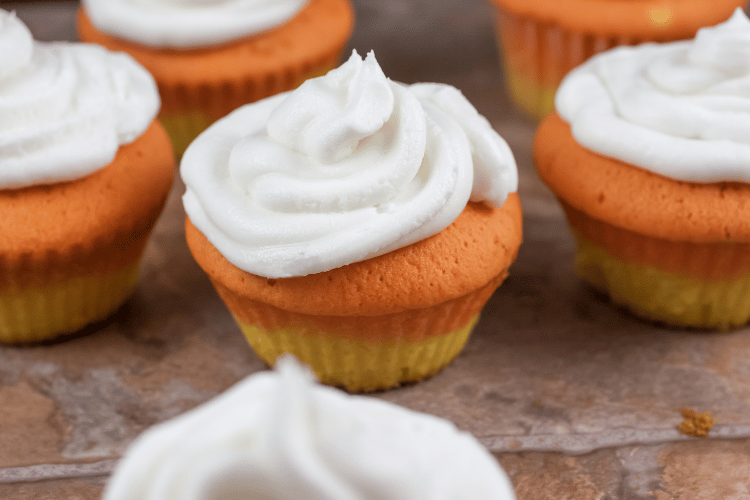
4,1,750,498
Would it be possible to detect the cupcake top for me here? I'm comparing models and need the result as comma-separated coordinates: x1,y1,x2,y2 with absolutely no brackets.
491,0,745,39
181,51,518,278
0,10,159,189
81,0,309,48
103,356,517,500
556,8,750,184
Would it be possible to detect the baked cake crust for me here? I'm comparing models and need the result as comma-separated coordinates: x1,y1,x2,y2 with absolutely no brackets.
185,194,523,317
0,121,175,288
534,113,750,244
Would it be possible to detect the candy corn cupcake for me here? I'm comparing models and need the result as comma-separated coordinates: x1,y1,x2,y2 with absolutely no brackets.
534,10,750,329
489,0,748,118
182,51,522,391
77,0,354,157
0,11,174,343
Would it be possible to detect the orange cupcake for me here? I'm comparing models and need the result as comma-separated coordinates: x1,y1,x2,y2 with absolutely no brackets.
489,0,748,118
181,52,522,391
77,0,354,157
0,11,174,343
534,11,750,328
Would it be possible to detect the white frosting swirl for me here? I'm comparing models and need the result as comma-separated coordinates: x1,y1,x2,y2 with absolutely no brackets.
556,8,750,183
181,51,518,278
82,0,309,49
0,10,159,189
103,356,517,500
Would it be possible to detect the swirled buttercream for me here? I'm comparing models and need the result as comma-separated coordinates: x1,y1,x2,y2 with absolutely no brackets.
103,356,517,500
81,0,309,48
556,8,750,183
181,51,518,278
0,10,159,189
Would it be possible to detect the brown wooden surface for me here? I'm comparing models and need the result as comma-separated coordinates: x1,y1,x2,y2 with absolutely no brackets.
3,1,750,498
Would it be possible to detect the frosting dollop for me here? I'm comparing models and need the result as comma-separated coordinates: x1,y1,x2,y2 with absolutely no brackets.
556,8,750,183
82,0,309,48
103,356,517,500
0,10,159,189
181,51,518,278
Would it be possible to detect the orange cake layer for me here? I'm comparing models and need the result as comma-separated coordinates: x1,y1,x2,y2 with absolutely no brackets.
561,201,750,280
534,113,750,244
76,0,355,119
0,121,175,289
185,194,523,317
489,0,746,39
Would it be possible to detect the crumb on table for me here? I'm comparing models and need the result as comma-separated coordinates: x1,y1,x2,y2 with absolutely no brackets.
678,408,716,438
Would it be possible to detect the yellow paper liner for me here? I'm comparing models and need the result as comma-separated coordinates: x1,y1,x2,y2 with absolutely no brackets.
0,261,140,343
210,274,505,391
209,275,505,392
493,5,647,119
235,314,479,392
574,232,750,329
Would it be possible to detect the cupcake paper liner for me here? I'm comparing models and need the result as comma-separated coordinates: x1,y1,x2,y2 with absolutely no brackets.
560,198,750,329
235,314,478,392
0,261,140,343
211,275,504,391
575,232,750,329
561,201,750,281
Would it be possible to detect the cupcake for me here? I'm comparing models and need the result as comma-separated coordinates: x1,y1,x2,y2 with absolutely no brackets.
534,10,750,329
182,51,522,391
77,0,354,157
103,356,517,500
0,11,174,343
489,0,748,118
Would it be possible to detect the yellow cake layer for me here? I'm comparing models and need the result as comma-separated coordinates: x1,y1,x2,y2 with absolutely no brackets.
502,66,557,120
0,261,140,343
575,234,750,329
235,314,479,392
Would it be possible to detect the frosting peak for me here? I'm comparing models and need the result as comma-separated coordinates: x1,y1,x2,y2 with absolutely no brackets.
556,8,750,183
182,51,517,278
0,12,32,81
267,52,396,164
103,356,517,500
0,9,159,189
688,8,750,77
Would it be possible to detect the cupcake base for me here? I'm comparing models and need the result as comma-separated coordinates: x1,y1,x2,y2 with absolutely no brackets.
0,261,139,344
574,232,750,329
214,271,504,392
236,314,478,392
561,198,750,329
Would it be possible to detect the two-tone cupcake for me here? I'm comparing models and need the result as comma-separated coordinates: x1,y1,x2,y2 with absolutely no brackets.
535,9,750,328
182,51,522,391
0,11,174,343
